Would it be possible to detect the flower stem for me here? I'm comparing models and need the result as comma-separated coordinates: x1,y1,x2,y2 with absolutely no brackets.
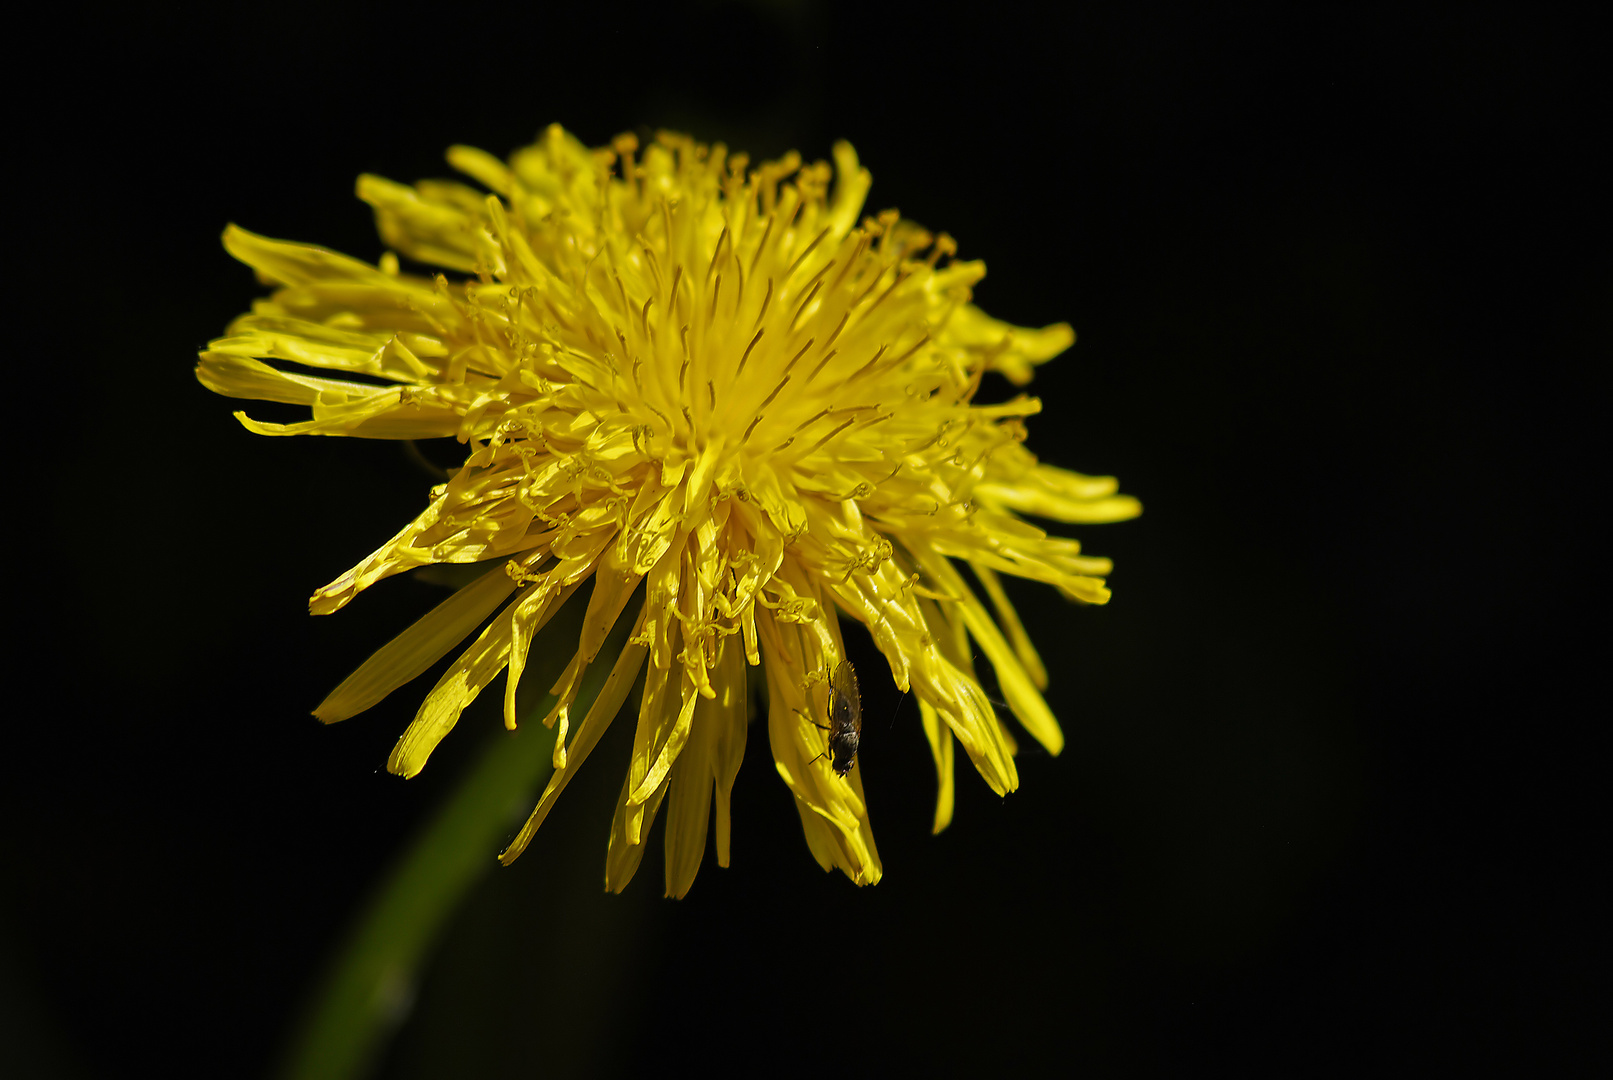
276,606,617,1080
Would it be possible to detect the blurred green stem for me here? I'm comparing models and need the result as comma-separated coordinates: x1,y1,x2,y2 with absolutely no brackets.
277,603,618,1080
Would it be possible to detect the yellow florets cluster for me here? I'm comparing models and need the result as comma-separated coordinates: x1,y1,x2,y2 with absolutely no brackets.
198,125,1138,896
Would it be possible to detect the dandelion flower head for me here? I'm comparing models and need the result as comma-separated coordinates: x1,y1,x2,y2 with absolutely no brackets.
197,125,1140,897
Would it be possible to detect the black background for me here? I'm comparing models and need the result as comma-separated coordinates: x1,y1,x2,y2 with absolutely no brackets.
5,2,1602,1076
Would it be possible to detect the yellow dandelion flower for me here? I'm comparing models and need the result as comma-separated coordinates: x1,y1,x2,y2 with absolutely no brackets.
198,125,1139,898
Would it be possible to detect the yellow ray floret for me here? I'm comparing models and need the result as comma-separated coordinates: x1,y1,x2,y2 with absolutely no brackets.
199,124,1139,895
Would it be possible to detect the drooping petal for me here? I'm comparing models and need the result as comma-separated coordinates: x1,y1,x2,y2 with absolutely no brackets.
499,604,650,865
970,561,1049,691
605,772,669,894
662,690,716,899
918,699,956,835
196,352,383,406
907,641,1019,798
502,573,587,732
315,563,517,723
758,603,881,886
387,594,522,779
921,552,1063,756
708,638,750,868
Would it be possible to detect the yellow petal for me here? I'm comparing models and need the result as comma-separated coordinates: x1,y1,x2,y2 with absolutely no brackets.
758,606,881,885
222,224,397,288
708,638,750,868
662,695,715,899
356,174,481,273
315,563,517,723
627,671,699,807
925,554,1063,755
502,574,586,731
918,699,955,834
945,303,1075,386
970,561,1048,691
605,771,668,894
827,141,872,240
232,389,460,439
579,549,642,662
195,352,377,405
499,605,650,865
446,144,514,197
976,483,1143,525
908,631,1019,797
386,593,524,779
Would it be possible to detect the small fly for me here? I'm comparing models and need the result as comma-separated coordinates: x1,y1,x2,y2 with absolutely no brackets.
813,660,863,776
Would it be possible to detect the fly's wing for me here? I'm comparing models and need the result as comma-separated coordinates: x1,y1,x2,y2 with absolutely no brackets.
831,660,863,734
